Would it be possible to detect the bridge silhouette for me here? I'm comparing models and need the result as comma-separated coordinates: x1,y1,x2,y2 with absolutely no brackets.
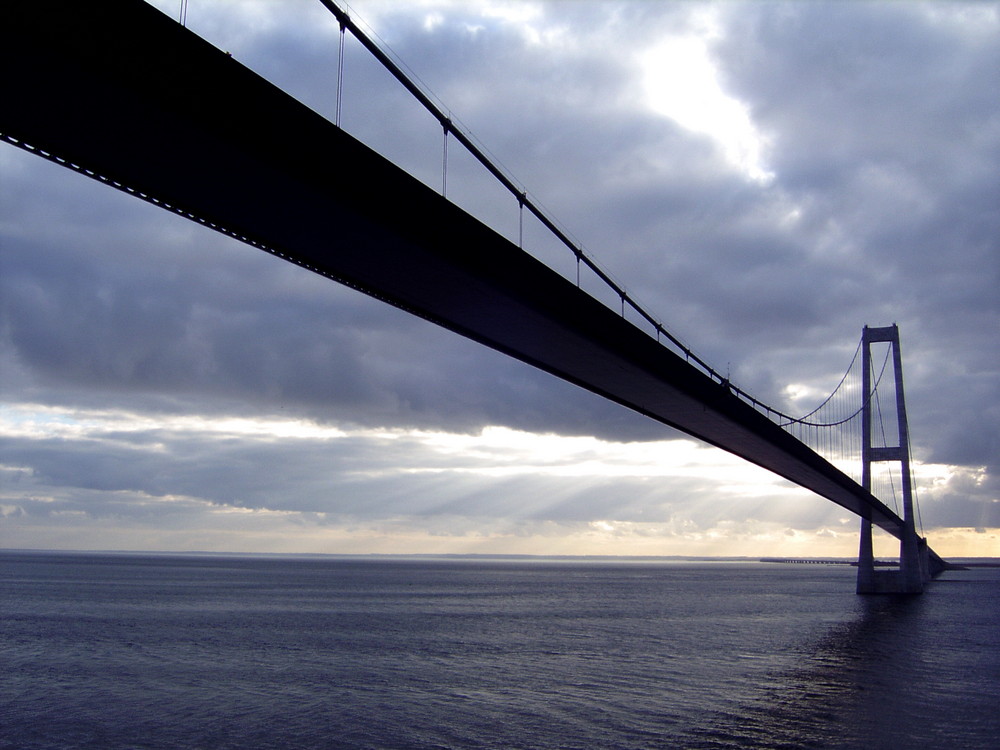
1,0,946,592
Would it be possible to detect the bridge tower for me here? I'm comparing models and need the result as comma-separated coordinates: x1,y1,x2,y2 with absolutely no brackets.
857,325,928,594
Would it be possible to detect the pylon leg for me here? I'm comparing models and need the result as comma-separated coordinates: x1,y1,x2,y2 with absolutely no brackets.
856,518,876,594
899,528,925,593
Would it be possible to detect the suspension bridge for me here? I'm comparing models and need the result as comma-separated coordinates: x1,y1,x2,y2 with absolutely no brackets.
1,0,947,592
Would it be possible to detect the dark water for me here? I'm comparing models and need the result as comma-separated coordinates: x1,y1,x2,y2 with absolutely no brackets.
2,552,998,749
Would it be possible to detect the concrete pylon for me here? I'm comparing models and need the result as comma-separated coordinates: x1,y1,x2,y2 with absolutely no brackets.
857,325,927,594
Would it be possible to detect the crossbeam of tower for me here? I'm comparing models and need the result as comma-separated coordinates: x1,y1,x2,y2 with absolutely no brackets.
1,1,944,580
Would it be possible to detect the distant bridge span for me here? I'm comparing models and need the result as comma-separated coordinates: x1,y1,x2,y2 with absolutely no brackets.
2,0,920,544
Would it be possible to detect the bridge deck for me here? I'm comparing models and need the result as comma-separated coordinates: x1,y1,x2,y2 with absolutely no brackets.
3,0,910,538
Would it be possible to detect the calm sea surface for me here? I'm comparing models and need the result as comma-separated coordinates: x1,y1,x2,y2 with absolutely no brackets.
2,552,998,749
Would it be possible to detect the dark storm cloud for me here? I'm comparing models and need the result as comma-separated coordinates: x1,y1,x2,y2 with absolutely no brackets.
1,150,660,439
706,2,1000,478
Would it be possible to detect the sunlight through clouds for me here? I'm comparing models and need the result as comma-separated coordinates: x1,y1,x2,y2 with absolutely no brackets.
0,404,350,442
640,12,774,184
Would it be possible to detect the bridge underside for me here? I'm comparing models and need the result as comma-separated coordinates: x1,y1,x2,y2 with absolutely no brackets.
3,0,916,541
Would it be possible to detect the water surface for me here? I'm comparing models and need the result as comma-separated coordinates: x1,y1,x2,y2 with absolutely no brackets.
2,552,997,749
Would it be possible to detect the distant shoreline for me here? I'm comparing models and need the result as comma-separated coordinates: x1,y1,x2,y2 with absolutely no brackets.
3,548,999,566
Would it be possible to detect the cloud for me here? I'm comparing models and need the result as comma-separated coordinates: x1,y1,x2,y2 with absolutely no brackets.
2,0,998,556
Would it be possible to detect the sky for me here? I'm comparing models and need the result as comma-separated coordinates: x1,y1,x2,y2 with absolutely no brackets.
1,0,997,558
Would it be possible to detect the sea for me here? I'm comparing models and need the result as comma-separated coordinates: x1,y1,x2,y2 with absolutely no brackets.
2,551,998,750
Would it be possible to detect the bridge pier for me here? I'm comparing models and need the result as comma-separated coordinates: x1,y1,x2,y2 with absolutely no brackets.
856,325,926,595
856,518,928,594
